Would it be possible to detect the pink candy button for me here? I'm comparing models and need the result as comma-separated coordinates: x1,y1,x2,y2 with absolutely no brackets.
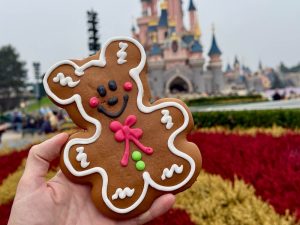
89,97,99,108
123,82,133,91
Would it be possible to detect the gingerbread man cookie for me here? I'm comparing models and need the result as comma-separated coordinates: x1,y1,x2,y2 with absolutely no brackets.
43,37,201,220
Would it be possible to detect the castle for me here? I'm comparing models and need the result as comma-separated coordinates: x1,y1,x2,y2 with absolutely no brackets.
132,0,225,98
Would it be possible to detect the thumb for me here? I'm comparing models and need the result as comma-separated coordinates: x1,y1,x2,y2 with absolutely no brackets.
22,133,69,188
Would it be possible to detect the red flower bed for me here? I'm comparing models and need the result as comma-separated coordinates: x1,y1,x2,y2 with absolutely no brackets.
0,201,13,225
0,202,193,225
0,150,29,184
146,208,194,225
188,132,300,219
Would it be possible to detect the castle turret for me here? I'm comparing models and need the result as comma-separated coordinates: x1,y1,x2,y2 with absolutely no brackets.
131,21,139,40
258,60,263,72
158,1,168,43
148,33,165,98
141,0,150,16
137,0,157,47
190,21,203,59
208,25,224,93
208,30,222,59
150,0,158,16
149,34,162,60
188,0,197,33
234,56,240,71
167,0,184,33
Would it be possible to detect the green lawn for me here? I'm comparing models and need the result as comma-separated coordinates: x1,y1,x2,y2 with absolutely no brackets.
25,97,53,112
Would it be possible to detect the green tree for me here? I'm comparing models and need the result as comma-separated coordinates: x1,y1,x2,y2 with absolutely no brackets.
0,45,27,112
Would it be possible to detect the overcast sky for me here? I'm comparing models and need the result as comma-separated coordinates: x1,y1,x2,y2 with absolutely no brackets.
0,0,299,81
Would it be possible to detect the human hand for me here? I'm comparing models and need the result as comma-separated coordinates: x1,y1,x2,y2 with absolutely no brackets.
8,133,175,225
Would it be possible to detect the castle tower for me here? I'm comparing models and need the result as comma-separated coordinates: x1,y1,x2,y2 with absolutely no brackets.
150,0,158,16
234,56,240,71
167,0,184,33
141,0,149,16
190,21,203,60
137,0,157,47
188,0,197,33
158,1,168,43
208,25,224,93
131,21,139,40
258,60,263,72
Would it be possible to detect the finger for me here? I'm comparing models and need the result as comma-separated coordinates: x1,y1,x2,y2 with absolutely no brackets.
22,133,69,184
121,194,175,225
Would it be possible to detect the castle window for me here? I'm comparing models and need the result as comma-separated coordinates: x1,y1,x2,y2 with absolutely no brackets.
172,41,178,53
164,31,168,38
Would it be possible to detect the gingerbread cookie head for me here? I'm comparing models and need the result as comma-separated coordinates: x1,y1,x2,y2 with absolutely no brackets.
43,37,201,220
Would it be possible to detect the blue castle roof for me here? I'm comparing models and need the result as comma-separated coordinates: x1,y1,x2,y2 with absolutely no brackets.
188,0,196,11
208,33,222,56
182,34,194,45
150,43,162,56
148,25,157,32
191,40,203,53
158,8,168,27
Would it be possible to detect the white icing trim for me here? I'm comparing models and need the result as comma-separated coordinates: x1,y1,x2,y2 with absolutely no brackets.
161,110,174,129
161,164,183,180
112,187,135,200
117,42,128,64
43,36,196,214
53,72,80,88
76,147,90,168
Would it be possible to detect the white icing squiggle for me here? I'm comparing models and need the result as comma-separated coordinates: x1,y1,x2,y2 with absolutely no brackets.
76,147,90,168
112,187,135,200
161,110,174,129
53,72,80,88
117,42,128,64
161,164,183,180
43,36,196,214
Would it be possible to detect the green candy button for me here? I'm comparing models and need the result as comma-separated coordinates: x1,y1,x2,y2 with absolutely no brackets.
136,161,145,171
132,151,142,161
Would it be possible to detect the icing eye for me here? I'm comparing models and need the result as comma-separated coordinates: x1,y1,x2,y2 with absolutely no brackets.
97,85,106,97
123,81,133,91
89,97,99,108
108,80,117,91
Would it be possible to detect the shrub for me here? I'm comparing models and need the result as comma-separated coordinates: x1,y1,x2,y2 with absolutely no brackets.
176,171,299,225
187,95,264,106
188,131,300,219
193,109,300,129
147,208,195,225
0,149,29,184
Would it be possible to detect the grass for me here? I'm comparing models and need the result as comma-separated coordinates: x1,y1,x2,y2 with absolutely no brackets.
25,97,53,112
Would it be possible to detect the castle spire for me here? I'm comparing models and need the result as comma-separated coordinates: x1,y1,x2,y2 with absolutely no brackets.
158,0,168,27
194,20,201,39
208,24,222,57
188,0,196,11
258,60,263,71
131,17,136,33
188,0,199,34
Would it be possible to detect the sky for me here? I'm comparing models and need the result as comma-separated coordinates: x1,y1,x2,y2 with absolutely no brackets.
0,0,299,82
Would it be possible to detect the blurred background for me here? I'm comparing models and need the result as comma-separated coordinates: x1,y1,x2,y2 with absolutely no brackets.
0,0,299,224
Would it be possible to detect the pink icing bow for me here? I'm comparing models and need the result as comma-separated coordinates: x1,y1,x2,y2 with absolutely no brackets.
109,115,153,167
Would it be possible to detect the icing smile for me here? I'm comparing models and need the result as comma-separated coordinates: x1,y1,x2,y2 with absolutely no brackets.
98,94,129,118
